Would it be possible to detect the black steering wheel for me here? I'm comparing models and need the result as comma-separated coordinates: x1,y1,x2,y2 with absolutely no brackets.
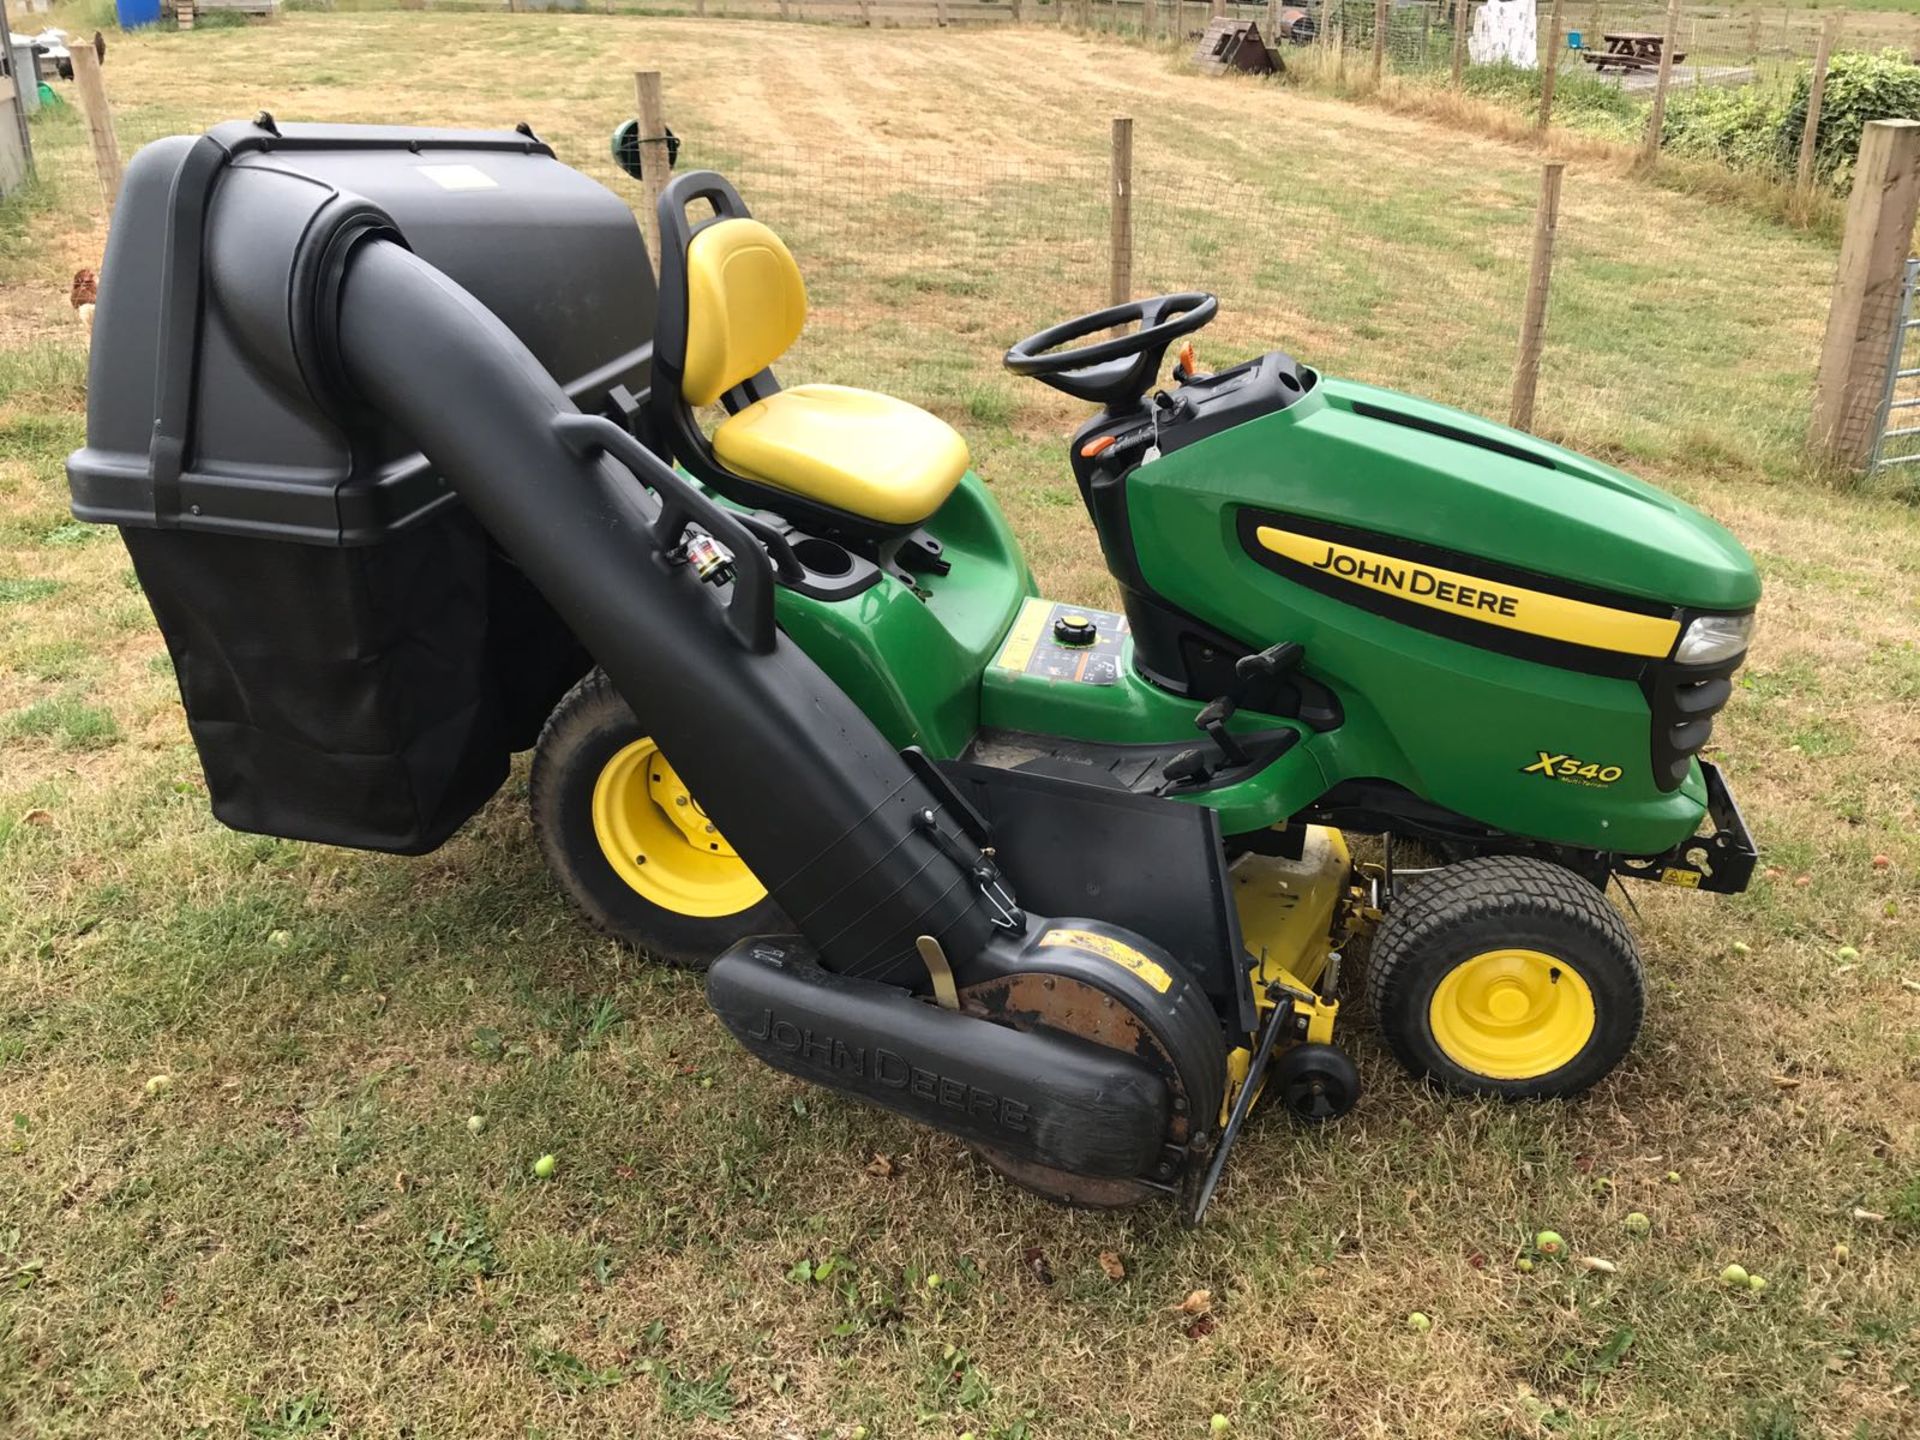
1004,292,1218,409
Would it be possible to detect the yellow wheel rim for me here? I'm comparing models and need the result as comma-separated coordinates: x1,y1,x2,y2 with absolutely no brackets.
590,738,767,919
1428,948,1597,1081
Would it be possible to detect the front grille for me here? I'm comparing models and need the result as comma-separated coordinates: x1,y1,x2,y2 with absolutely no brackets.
1644,654,1742,793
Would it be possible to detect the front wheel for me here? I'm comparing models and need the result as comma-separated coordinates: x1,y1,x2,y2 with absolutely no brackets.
1366,855,1644,1099
530,670,784,968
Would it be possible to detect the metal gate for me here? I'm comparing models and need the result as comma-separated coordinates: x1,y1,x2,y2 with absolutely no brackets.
1870,257,1920,474
0,0,35,200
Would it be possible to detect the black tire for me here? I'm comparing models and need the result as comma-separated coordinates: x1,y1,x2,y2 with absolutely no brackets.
1271,1042,1360,1124
1367,855,1644,1100
529,669,786,969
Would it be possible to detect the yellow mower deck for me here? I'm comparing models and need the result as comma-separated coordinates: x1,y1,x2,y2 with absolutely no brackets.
1219,825,1363,1122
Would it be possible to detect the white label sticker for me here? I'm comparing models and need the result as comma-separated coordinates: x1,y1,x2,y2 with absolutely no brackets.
416,163,499,192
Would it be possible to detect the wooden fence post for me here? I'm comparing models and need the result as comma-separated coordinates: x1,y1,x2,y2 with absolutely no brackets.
1210,0,1225,19
1538,0,1564,132
1111,116,1134,318
1509,160,1565,432
1811,120,1920,469
1796,15,1838,194
634,72,670,278
1452,0,1469,86
1370,0,1387,82
1639,0,1681,163
69,44,122,209
1745,7,1759,63
936,0,948,22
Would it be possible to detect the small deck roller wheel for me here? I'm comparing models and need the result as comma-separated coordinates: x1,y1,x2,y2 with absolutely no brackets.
1367,855,1644,1100
530,669,784,969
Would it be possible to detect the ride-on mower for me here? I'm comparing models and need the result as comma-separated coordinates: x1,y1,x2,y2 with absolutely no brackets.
69,122,1759,1220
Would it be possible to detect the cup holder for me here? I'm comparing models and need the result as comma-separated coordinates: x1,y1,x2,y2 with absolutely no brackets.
792,536,855,578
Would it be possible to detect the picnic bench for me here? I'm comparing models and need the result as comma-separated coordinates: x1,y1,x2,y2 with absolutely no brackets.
1582,32,1684,73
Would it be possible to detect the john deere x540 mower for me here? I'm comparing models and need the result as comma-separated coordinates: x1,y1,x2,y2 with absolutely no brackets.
69,121,1759,1219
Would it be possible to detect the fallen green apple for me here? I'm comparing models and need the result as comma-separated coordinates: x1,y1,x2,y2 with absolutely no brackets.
1624,1212,1651,1236
532,1153,557,1179
1406,1311,1432,1332
1536,1230,1566,1256
466,1114,485,1135
1210,1416,1231,1435
1720,1263,1749,1287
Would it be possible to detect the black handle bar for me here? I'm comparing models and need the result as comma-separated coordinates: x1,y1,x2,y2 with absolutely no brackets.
554,413,779,655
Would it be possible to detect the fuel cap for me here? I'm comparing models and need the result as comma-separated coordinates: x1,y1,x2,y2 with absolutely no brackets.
1053,613,1098,647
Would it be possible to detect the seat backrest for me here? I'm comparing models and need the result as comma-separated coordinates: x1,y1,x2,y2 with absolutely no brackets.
680,217,807,407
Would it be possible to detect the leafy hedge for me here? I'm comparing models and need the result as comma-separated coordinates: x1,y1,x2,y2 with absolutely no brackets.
1660,82,1788,176
1783,47,1920,187
1662,49,1920,188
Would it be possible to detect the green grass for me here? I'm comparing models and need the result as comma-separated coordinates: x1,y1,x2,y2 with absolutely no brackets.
2,11,1919,1440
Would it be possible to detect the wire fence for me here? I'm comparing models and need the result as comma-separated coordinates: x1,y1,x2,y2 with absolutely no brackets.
8,25,1845,476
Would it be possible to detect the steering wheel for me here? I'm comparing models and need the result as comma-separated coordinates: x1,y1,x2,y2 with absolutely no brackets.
1004,292,1218,409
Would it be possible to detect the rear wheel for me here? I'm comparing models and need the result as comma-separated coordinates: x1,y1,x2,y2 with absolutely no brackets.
1367,855,1643,1099
530,670,784,968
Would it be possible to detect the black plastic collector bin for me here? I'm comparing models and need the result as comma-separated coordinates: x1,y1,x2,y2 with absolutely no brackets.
66,121,659,854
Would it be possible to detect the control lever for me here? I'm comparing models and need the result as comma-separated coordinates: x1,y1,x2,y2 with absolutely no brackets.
1193,696,1249,768
1234,641,1304,692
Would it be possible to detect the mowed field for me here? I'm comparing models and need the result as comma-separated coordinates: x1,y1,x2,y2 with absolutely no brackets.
3,12,1919,1439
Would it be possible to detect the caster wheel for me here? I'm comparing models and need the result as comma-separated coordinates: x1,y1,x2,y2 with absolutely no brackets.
1273,1042,1359,1124
1367,855,1644,1099
529,669,785,968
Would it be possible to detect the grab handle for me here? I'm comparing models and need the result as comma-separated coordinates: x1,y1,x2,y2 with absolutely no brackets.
553,413,778,654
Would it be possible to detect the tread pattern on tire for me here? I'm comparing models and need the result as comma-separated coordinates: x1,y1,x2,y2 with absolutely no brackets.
1366,854,1645,1099
529,668,784,969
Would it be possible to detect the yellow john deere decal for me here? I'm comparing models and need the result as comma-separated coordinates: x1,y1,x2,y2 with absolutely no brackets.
1038,927,1173,993
1254,527,1681,658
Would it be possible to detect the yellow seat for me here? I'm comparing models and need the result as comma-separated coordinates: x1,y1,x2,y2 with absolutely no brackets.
673,213,968,528
713,385,969,528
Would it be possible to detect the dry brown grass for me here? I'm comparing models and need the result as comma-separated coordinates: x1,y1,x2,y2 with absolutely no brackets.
1,12,1918,1440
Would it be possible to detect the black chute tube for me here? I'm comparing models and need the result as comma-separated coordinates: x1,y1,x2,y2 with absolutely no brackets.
315,235,997,979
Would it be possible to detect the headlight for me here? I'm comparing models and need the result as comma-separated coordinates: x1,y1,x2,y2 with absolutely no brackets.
1674,611,1754,666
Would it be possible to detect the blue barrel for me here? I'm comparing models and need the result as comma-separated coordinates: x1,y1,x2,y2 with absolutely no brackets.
115,0,162,29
